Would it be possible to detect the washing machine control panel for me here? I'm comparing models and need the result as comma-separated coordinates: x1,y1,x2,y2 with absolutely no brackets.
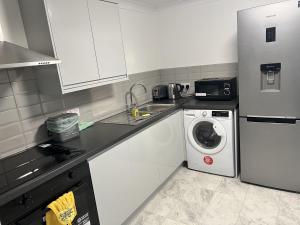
212,111,229,117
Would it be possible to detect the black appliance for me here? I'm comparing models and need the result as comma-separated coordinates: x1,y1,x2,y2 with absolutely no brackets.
195,77,237,101
152,85,168,100
0,145,100,225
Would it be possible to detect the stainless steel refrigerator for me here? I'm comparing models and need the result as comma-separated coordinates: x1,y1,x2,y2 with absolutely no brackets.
238,0,300,192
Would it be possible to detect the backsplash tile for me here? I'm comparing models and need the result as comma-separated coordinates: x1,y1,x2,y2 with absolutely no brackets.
0,83,13,97
11,80,38,94
0,109,20,126
0,135,26,157
21,116,46,132
0,71,9,83
19,104,43,120
8,68,36,82
0,68,160,157
42,99,64,114
14,93,40,107
0,63,237,157
0,123,23,142
0,96,16,111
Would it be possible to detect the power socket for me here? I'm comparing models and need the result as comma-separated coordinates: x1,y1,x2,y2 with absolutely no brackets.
180,83,191,93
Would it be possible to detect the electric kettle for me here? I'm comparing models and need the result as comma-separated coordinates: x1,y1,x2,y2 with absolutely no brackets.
168,83,182,99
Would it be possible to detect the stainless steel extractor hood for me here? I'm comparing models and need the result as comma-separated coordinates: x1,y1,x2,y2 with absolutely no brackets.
0,41,61,69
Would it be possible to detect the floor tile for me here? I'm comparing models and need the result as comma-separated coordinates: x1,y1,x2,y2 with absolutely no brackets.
166,198,202,225
238,185,280,225
200,191,243,225
163,218,188,225
277,191,300,225
192,171,223,191
216,177,249,201
129,211,165,225
144,193,177,217
129,166,300,225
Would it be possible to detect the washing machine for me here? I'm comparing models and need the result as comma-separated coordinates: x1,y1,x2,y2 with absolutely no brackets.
184,109,237,177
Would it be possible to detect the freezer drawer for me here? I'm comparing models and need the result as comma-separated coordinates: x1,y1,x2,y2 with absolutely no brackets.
240,117,300,192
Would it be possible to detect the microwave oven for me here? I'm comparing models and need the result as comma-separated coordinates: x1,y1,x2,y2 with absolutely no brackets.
195,77,237,100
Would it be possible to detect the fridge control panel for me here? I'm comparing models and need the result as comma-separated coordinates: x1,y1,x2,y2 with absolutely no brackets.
266,27,276,42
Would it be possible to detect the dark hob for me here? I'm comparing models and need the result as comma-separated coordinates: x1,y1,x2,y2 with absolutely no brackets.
0,144,84,195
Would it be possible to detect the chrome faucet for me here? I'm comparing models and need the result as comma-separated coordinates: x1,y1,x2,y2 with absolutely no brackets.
126,83,147,110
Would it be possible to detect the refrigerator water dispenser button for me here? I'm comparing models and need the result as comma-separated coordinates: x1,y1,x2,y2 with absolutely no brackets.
267,72,275,85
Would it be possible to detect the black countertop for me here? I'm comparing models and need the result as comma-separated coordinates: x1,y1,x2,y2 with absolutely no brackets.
0,97,238,206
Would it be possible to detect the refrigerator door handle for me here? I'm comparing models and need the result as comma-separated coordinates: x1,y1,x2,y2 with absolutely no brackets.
246,116,297,124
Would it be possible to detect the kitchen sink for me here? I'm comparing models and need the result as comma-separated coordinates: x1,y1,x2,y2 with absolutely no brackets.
101,103,176,126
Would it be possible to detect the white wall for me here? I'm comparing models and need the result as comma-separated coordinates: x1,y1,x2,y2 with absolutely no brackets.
158,0,285,69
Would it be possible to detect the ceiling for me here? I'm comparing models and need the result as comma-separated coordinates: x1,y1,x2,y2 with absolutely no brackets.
138,0,183,8
132,0,208,9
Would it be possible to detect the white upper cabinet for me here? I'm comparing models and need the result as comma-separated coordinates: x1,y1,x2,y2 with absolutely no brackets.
45,0,100,86
19,0,127,94
88,0,127,80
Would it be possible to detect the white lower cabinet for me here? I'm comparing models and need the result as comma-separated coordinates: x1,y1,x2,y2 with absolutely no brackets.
88,141,137,225
154,110,185,182
88,111,185,225
127,128,161,205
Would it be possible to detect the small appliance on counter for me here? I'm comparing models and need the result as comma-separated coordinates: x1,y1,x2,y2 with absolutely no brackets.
152,85,168,100
168,83,183,100
195,77,237,101
46,113,80,143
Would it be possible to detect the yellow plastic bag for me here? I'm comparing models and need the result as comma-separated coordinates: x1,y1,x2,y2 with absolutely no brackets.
46,192,77,225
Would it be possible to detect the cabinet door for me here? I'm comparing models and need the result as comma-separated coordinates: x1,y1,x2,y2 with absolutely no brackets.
45,0,100,86
88,141,136,225
154,111,185,182
127,128,161,205
88,0,127,79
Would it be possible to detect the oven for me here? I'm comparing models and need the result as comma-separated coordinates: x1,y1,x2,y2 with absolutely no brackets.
0,162,100,225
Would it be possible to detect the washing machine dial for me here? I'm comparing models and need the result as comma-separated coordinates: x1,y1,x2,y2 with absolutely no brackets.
202,111,207,117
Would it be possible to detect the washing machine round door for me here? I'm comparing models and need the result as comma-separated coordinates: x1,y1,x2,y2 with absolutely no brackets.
188,118,227,155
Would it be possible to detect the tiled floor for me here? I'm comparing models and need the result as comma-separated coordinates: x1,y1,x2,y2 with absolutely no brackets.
128,166,300,225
